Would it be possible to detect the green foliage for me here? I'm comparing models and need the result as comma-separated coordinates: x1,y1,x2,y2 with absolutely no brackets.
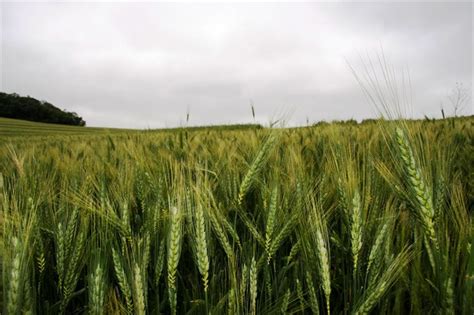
0,116,472,314
0,92,86,126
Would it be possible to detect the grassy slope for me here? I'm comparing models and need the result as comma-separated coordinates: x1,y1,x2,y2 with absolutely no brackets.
0,117,263,137
0,117,135,137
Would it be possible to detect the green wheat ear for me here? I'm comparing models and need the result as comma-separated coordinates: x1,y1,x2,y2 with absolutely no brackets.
112,248,133,314
167,206,182,315
395,128,438,250
249,257,258,315
7,237,21,315
350,190,362,276
317,228,331,315
88,257,106,315
192,198,209,292
281,288,291,314
265,186,278,264
306,271,320,315
132,263,146,315
238,133,278,205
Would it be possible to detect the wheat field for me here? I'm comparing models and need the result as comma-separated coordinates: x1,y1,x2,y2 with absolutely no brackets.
0,116,473,314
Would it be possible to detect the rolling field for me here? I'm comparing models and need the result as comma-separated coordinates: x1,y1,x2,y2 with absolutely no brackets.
0,117,136,137
0,116,473,314
0,117,262,138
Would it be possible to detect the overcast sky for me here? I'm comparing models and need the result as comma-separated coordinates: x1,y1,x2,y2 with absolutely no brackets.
1,1,472,128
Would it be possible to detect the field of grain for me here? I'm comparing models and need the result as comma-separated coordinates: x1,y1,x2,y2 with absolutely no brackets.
0,117,139,137
0,116,473,314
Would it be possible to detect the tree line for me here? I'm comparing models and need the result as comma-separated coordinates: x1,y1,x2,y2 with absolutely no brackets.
0,92,86,126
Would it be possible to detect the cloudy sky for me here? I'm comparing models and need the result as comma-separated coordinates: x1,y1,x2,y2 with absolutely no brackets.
1,1,472,128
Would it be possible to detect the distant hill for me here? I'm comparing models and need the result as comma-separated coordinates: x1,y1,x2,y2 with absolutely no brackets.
0,92,86,126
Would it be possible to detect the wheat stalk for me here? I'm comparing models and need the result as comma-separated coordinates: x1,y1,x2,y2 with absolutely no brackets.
240,263,248,306
209,209,235,260
351,191,362,276
167,206,182,315
395,128,438,250
111,248,133,314
268,214,298,267
296,278,305,311
281,288,291,314
132,263,146,315
154,238,166,287
36,237,46,277
193,201,209,292
7,237,21,315
287,240,300,265
306,271,320,315
238,133,277,205
316,228,331,315
265,186,278,264
250,257,257,315
354,248,412,315
89,260,105,315
56,222,65,290
367,221,389,279
62,229,86,312
228,288,236,315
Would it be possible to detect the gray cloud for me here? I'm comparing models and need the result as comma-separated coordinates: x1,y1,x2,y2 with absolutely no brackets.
1,2,472,128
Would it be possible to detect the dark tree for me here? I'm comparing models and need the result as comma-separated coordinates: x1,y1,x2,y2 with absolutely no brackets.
0,92,86,126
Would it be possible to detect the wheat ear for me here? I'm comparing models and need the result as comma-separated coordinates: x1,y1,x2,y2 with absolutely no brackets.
250,257,258,315
395,128,438,250
238,133,277,205
167,206,182,315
